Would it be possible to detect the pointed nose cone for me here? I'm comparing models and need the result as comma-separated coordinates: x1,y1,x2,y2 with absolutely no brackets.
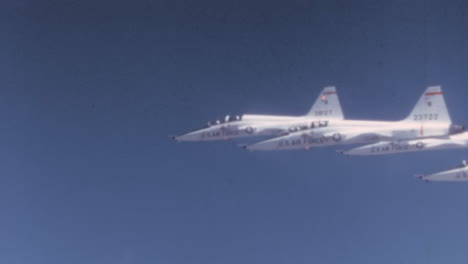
246,139,280,151
340,149,352,155
417,173,441,182
340,146,367,156
415,174,430,182
172,131,202,142
335,149,346,155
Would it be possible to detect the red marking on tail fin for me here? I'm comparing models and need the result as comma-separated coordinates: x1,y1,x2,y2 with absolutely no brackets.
425,92,442,96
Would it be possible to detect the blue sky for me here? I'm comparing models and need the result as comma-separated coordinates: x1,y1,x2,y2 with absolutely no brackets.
1,0,468,263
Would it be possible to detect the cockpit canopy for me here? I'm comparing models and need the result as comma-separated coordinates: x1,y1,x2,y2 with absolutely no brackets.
206,115,242,127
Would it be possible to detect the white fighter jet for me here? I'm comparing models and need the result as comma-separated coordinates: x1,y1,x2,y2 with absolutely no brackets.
342,131,468,156
173,86,344,141
416,160,468,182
245,86,464,151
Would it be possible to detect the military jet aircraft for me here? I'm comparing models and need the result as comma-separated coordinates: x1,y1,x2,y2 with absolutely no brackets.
416,160,468,182
245,86,464,151
341,131,468,155
173,86,344,141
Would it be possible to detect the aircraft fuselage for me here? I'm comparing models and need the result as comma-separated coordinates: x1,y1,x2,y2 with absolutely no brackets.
173,114,335,142
344,131,468,155
419,162,468,182
246,119,455,151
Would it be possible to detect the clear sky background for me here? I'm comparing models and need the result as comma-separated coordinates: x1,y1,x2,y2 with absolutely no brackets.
1,0,468,263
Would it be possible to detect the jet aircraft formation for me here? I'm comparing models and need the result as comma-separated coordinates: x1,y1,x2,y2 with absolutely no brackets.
173,86,467,182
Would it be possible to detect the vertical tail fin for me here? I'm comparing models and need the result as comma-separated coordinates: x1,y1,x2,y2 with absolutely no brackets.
306,86,344,119
404,86,451,123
